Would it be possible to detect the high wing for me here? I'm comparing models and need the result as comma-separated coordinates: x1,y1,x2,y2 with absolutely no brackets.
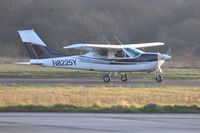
63,42,164,51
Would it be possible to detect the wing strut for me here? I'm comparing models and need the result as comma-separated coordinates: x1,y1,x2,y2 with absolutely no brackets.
114,36,123,45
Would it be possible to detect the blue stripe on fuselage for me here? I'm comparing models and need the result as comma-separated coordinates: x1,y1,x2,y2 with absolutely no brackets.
78,53,158,65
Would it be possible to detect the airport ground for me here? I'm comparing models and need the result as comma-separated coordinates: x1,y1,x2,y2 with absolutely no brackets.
0,83,199,113
0,113,200,133
0,64,199,132
0,78,200,87
0,64,200,86
0,64,200,81
0,64,199,113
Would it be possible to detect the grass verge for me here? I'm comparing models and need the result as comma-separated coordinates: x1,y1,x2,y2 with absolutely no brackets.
0,104,200,113
0,84,199,113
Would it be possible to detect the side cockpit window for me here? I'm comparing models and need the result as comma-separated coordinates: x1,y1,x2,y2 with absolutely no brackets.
125,48,141,57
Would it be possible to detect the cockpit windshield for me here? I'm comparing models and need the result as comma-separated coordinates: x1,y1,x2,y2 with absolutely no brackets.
125,48,143,57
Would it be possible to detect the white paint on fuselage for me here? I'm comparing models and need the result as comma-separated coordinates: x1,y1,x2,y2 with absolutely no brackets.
30,55,164,72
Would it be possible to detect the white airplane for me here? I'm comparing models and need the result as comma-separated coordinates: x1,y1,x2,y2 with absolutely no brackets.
17,29,171,82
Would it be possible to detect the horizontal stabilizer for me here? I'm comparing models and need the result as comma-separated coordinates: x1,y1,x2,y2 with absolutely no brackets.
15,62,31,65
15,62,42,65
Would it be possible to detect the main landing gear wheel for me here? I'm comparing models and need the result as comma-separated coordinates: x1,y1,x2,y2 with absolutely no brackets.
121,73,128,82
155,74,163,82
103,75,111,82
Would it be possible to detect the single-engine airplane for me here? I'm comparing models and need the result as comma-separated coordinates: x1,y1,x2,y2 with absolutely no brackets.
17,29,171,82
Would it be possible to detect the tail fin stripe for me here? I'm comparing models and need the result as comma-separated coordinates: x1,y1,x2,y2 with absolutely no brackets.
24,43,38,59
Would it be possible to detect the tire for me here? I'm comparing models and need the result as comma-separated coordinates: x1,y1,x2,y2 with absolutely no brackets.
121,73,128,82
155,75,163,82
103,75,111,82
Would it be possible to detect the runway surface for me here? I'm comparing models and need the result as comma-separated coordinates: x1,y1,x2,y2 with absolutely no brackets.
0,78,200,86
0,113,200,133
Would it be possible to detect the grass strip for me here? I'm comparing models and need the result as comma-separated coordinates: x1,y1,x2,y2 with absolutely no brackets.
0,85,199,113
0,104,199,113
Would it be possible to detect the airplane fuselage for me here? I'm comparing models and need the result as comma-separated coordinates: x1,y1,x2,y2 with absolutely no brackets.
30,53,164,72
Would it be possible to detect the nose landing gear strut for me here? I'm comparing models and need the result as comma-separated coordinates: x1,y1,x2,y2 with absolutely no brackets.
155,67,163,82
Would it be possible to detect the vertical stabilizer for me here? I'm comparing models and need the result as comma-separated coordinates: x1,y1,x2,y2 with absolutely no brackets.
18,29,54,59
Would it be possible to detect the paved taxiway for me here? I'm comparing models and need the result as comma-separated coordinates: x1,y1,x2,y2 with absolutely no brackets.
0,78,199,86
0,113,200,133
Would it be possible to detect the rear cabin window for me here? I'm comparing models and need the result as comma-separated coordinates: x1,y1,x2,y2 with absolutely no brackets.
115,50,124,58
